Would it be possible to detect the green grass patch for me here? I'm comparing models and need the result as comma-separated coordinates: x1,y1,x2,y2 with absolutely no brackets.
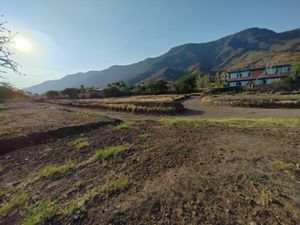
242,173,263,184
115,121,135,130
0,163,4,172
43,146,58,153
275,161,296,173
67,177,132,208
0,192,29,218
94,145,129,162
69,138,90,149
138,132,150,139
35,162,74,180
66,202,82,216
23,200,60,225
75,111,107,119
102,177,132,197
161,118,300,128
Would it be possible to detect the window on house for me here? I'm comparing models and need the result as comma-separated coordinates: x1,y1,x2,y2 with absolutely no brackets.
263,79,267,84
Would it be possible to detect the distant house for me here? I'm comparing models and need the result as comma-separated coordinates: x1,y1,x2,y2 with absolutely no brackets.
226,64,292,87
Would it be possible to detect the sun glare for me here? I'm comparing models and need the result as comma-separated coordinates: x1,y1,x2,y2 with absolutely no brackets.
14,36,32,51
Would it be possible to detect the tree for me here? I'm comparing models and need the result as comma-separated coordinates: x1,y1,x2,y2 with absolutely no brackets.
80,85,84,91
274,62,300,90
61,88,79,98
145,80,167,93
45,90,61,99
196,74,211,90
290,61,300,82
175,74,196,93
0,17,21,75
105,80,129,96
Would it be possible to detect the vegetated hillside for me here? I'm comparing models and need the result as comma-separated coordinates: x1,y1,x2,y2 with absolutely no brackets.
26,27,300,93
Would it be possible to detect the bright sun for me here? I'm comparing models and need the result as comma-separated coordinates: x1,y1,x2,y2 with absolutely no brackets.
14,36,32,51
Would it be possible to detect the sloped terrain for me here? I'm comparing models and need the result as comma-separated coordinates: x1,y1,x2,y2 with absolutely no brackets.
26,27,300,94
0,114,300,225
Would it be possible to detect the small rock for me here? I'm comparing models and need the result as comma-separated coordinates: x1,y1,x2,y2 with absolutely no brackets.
250,221,257,225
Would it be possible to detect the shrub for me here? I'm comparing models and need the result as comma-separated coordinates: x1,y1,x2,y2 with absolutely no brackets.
175,74,196,93
0,82,29,102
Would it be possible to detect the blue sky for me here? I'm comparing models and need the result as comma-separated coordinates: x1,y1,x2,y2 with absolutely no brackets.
1,0,300,88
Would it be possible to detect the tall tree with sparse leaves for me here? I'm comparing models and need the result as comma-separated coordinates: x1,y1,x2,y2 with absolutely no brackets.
0,16,21,76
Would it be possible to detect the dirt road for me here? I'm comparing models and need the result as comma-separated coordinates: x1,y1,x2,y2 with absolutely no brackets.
180,96,300,119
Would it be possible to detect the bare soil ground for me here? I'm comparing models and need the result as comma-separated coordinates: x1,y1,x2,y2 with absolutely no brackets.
0,102,112,141
181,96,300,119
200,93,300,108
0,101,299,225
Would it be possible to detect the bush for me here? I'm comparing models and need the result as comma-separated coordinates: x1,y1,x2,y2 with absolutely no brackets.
0,82,29,102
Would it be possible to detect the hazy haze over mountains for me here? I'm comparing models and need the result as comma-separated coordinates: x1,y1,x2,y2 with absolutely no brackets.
26,27,300,94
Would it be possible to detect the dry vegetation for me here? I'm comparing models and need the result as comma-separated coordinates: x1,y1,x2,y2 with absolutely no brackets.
201,93,300,108
52,94,187,114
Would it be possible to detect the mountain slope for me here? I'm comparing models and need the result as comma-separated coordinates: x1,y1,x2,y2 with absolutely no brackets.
26,27,300,93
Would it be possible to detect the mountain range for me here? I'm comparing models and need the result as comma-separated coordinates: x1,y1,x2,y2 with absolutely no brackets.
26,27,300,94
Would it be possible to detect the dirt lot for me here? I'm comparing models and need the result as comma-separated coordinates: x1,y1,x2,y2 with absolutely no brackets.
0,101,300,225
200,93,300,108
0,102,114,140
181,96,300,119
